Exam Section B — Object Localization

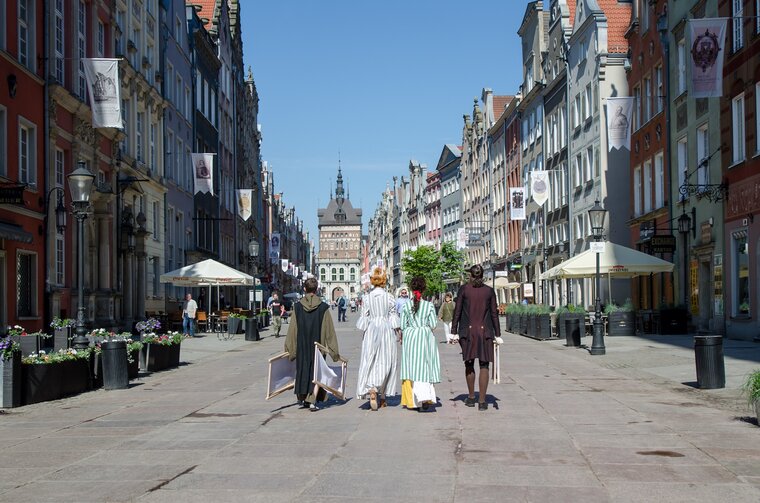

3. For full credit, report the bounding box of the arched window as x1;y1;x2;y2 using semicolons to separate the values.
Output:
320;268;326;280
331;268;337;281
339;268;345;281
350;267;356;281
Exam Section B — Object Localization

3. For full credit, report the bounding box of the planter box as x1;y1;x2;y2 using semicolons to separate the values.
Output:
142;343;181;372
54;328;72;351
607;311;635;337
22;359;90;405
11;336;39;357
660;308;688;335
128;349;140;379
0;352;22;408
527;315;538;338
228;317;242;335
519;314;527;335
536;314;552;340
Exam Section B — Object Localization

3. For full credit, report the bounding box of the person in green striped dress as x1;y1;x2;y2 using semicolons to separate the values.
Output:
400;276;441;410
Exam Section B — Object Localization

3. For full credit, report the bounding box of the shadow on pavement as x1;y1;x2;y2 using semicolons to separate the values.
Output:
450;393;500;410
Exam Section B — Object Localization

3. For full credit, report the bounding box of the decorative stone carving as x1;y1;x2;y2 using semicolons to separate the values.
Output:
75;119;97;147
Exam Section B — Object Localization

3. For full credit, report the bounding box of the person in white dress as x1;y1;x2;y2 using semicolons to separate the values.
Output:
355;267;400;410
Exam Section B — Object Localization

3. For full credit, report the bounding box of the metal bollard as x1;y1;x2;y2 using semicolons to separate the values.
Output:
565;318;581;347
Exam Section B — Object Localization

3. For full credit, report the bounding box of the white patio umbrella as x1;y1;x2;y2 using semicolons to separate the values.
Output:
160;259;254;314
539;241;674;280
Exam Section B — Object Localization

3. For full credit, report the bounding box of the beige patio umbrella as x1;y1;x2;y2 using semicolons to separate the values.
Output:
539;241;674;280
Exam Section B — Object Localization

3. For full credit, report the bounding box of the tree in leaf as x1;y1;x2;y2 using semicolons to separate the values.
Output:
400;242;465;297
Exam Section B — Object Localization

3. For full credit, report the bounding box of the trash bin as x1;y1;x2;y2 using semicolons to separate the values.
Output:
100;340;129;390
245;318;259;341
565;318;581;347
694;335;725;389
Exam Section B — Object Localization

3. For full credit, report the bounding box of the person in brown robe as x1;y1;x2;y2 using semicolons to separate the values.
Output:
285;277;340;411
451;265;503;410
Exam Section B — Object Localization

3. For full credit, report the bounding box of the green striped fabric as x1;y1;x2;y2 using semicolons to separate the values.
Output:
400;300;440;383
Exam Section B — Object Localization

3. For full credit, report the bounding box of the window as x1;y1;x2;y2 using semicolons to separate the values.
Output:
18;0;32;68
536;104;543;139
757;0;760;33
640;0;649;32
152;257;160;298
529;110;535;144
677;138;688;200
97;20;105;57
331;268;337;281
696;124;709;186
136;111;144;161
593;82;599;114
166;64;174;102
54;1;64;83
521;119;528;151
350;268;356;281
633;86;641;130
78;1;87;98
654;65;663;114
152;200;160;240
585;147;593;181
654;152;664;208
17;252;37;317
584;84;592;120
575;214;585;240
643;76;652;123
677;39;686;94
734;232;749;316
732;93;745;163
733;0;744;52
0;106;6;177
573;154;582;187
634;166;642;216
166;130;174;180
55;236;65;285
150;123;156;170
573;95;581;128
185;86;191;119
559;107;566;147
643;159;652;213
18;121;36;187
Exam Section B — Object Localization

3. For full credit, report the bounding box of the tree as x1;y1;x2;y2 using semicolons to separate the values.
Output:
400;242;465;297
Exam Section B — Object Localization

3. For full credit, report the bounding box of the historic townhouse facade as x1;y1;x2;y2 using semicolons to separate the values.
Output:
518;1;549;304
567;0;631;308
406;160;427;251
720;0;760;340
504;97;524;303
392;175;407;288
161;0;195;305
1;0;46;333
424;171;441;248
487;100;512;281
318;168;362;300
367;184;398;289
542;0;575;307
437;144;462;257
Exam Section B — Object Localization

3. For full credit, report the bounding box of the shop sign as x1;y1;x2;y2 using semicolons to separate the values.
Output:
523;283;534;297
650;235;676;253
701;222;713;245
0;186;25;205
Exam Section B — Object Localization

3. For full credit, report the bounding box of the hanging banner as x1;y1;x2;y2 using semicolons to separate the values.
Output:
269;232;280;263
510;187;526;221
236;189;252;221
82;58;122;129
606;97;634;151
192;153;214;195
689;18;727;98
281;259;289;273
456;228;468;250
531;171;550;206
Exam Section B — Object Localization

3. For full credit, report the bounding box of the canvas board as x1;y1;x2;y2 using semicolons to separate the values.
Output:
312;342;348;400
266;351;296;400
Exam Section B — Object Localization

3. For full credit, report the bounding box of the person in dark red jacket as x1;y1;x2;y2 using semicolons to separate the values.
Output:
451;265;503;410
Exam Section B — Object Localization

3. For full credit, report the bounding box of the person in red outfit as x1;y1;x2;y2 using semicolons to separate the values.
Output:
450;265;504;410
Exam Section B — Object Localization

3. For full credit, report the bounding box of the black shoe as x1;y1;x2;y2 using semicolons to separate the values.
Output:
464;397;476;407
478;402;488;411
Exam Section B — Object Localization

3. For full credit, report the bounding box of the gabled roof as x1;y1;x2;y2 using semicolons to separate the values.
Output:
599;0;631;53
191;0;218;30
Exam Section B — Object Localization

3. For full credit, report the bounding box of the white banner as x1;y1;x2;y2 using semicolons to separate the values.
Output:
531;171;550;206
281;259;289;273
82;58;121;129
192;153;214;195
236;189;252;221
270;232;281;261
689;18;727;98
510;187;526;221
456;228;468;250
606;97;634;151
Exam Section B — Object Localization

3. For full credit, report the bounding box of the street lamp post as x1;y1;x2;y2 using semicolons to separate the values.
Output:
490;250;498;291
677;209;692;309
67;162;95;350
588;200;607;356
248;239;260;311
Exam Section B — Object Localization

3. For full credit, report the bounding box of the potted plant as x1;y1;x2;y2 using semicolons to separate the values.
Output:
534;304;552;340
741;370;760;425
21;348;92;405
89;328;110;345
50;317;75;351
136;318;162;340
141;331;185;372
228;313;247;335
0;337;21;408
605;300;635;337
8;325;40;357
739;302;750;315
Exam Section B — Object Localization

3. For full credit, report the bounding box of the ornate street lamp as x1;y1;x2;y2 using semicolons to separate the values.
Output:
67;161;95;349
678;209;692;308
588;199;607;356
248;238;259;274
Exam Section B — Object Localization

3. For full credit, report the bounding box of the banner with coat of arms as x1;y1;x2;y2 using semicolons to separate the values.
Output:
281;259;289;273
191;153;214;195
236;189;252;221
530;171;550;206
689;18;727;98
82;58;122;128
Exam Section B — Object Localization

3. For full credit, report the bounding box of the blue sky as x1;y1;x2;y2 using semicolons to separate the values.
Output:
242;1;527;242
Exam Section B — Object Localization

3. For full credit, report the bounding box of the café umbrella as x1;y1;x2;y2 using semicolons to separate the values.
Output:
160;259;254;313
540;241;674;280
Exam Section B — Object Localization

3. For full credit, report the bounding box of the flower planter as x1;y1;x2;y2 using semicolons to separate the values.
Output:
54;328;72;351
11;335;39;357
142;343;181;372
22;359;90;405
536;313;552;340
228;317;242;335
0;353;22;408
519;314;527;335
607;311;635;337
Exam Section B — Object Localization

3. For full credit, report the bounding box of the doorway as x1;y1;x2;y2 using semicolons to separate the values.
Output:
699;259;712;331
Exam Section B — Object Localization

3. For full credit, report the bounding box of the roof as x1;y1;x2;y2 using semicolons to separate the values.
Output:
566;0;577;27
493;95;513;116
317;198;363;227
599;0;631;54
192;0;218;29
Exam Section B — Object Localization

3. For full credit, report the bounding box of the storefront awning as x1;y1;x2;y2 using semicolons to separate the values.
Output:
0;222;33;243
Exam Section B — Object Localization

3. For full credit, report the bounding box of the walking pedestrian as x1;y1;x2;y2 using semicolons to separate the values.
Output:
355;267;400;411
400;277;440;411
182;293;198;337
438;292;455;344
284;277;340;411
269;292;285;338
337;294;347;322
451;265;503;411
395;288;410;315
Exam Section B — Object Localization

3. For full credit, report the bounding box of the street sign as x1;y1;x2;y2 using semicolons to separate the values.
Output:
0;185;25;205
590;241;605;253
495;271;510;277
650;235;676;253
467;227;484;247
